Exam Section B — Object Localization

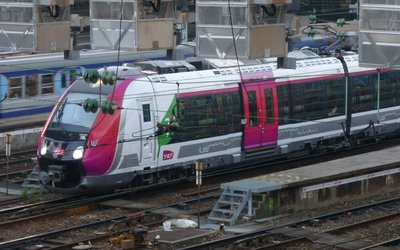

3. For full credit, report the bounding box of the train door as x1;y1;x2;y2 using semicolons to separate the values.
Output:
242;82;278;150
137;99;155;164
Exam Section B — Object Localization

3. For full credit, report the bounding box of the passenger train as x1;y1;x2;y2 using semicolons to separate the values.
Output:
0;49;167;129
37;51;400;193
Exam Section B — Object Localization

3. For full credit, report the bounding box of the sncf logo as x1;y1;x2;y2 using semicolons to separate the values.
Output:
163;150;174;160
53;147;65;156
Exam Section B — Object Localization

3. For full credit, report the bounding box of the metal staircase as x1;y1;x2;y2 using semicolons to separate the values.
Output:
208;187;252;226
22;167;46;193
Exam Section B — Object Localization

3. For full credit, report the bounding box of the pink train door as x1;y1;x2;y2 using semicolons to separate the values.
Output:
242;81;278;151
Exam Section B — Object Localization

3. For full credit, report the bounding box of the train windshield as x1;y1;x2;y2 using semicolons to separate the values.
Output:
48;93;99;133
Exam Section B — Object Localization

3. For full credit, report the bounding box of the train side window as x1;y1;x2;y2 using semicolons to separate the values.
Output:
264;88;274;124
291;84;306;123
380;71;400;108
213;92;241;135
26;75;38;97
176;99;186;125
248;91;259;127
325;78;344;117
352;74;374;112
193;95;214;137
142;104;151;122
221;92;241;133
388;71;400;107
277;85;290;125
215;94;226;130
41;74;54;95
61;69;78;88
378;72;392;108
170;98;186;142
304;81;324;120
8;77;23;99
61;72;67;88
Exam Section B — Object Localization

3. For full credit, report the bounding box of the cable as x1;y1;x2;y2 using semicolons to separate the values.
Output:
88;0;125;133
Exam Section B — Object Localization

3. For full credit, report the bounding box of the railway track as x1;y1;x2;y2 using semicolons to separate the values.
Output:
0;149;37;168
181;196;400;249
0;190;219;249
1;139;400;249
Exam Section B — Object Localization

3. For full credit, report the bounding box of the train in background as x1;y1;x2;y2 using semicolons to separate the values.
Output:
287;31;358;55
37;50;400;194
0;49;167;129
0;49;167;121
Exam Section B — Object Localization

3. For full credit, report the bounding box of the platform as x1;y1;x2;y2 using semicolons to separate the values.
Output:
209;145;400;225
223;145;400;192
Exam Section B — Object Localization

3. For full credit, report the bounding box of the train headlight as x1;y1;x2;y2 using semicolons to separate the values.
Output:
40;142;48;155
72;146;84;160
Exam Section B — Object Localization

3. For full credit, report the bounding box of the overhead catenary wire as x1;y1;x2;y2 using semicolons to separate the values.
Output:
88;0;125;132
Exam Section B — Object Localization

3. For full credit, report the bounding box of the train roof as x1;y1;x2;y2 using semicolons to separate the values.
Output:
146;52;368;86
0;49;166;74
121;52;373;98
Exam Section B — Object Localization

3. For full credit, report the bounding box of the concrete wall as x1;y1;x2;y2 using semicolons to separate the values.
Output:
251;172;400;219
0;130;41;153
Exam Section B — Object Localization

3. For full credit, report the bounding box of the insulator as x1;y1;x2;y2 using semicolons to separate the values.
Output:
83;98;99;113
83;98;91;112
308;27;316;37
101;71;116;85
89;99;99;113
101;100;117;114
309;15;317;24
83;69;100;84
337;18;345;27
100;71;110;85
336;32;345;40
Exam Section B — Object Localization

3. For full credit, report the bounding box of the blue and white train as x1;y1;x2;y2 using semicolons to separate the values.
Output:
0;49;166;129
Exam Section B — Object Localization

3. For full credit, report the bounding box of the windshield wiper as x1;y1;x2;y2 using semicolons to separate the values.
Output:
56;97;68;125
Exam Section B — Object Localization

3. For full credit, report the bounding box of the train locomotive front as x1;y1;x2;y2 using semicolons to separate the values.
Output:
37;66;143;193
